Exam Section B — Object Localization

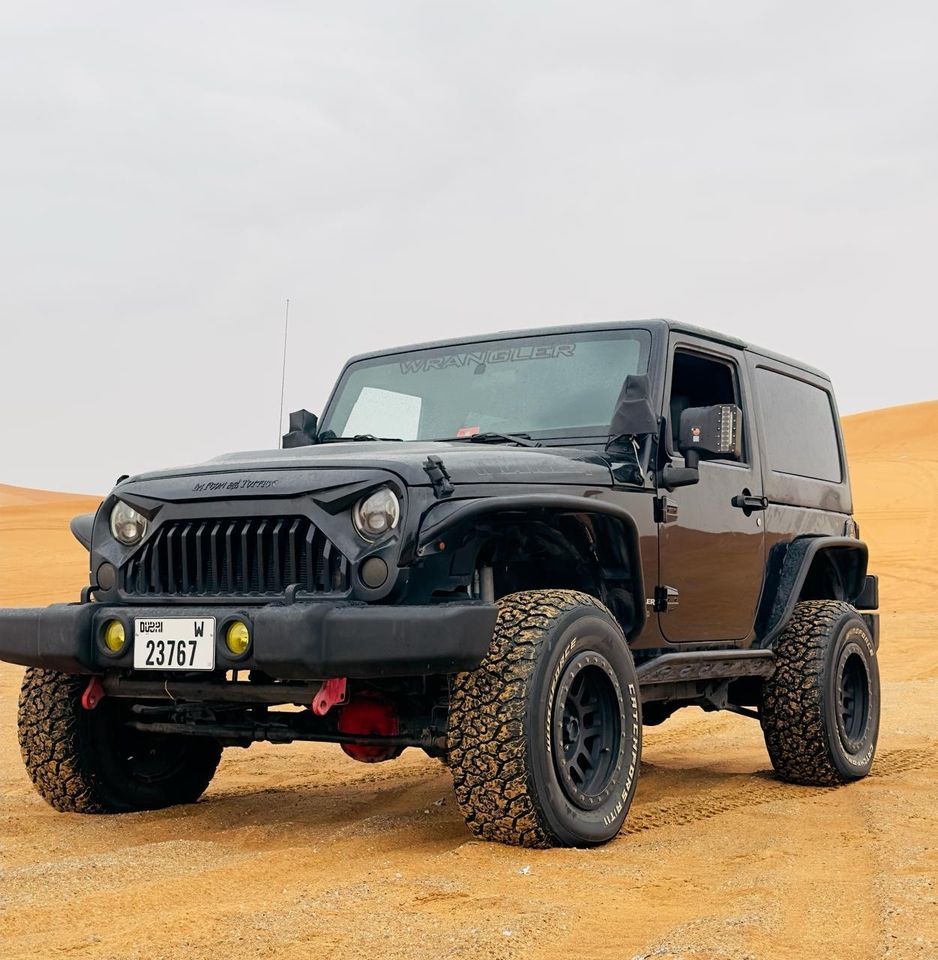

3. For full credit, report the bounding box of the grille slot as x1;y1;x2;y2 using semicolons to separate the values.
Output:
123;516;349;597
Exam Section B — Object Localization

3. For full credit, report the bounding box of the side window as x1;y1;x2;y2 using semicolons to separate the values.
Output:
756;368;842;482
669;351;744;460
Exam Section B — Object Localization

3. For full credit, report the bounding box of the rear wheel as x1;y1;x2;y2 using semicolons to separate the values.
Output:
761;600;880;785
448;590;641;847
18;668;222;813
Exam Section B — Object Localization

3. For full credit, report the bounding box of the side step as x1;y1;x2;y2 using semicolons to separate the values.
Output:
637;649;775;686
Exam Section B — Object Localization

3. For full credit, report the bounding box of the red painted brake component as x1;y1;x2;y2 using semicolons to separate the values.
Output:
81;677;105;711
311;677;347;716
338;693;401;763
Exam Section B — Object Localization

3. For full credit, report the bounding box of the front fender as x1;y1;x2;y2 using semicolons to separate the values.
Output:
69;513;95;551
414;493;647;636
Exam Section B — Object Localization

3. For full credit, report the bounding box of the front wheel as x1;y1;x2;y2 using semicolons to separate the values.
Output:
448;590;642;848
18;668;222;813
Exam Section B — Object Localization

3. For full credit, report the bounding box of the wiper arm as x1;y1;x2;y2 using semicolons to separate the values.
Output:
446;432;542;448
317;433;402;443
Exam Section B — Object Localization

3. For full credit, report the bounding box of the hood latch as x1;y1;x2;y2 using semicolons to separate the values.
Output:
423;455;454;498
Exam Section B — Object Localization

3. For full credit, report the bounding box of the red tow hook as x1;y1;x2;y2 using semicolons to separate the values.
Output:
311;677;347;716
81;677;105;711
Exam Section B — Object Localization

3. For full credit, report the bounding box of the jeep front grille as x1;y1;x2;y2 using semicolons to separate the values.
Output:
122;517;350;597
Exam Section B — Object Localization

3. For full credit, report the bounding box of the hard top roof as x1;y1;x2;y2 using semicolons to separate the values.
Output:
345;319;830;381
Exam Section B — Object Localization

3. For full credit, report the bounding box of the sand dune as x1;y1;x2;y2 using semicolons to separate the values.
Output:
843;399;938;612
0;483;96;509
0;486;100;608
0;406;936;960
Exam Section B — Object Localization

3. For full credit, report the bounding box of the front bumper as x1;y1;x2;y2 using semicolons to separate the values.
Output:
0;600;498;679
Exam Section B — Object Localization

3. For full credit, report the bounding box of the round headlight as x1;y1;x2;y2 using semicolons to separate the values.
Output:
110;501;148;545
352;487;400;541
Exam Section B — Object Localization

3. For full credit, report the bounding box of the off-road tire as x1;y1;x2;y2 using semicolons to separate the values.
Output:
18;668;223;813
448;590;641;848
761;600;880;785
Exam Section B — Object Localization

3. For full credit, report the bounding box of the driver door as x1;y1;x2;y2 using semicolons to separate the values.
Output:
657;341;765;643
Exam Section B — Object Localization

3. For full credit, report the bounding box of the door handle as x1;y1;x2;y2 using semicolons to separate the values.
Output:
732;490;768;512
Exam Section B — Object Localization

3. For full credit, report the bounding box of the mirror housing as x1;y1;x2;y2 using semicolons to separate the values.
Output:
662;404;742;489
282;409;318;448
677;404;742;467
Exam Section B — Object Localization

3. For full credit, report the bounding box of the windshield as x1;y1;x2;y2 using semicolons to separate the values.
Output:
321;329;652;441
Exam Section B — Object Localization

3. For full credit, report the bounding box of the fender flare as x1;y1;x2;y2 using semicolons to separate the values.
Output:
756;535;869;648
415;493;646;636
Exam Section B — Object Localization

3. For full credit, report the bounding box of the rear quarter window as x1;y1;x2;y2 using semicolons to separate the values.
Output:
756;368;842;483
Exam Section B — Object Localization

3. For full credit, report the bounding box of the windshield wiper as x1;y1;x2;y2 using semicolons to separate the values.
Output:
317;433;402;443
445;432;541;448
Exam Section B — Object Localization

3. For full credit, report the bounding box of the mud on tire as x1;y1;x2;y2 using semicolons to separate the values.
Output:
18;668;222;813
448;590;641;848
761;600;880;785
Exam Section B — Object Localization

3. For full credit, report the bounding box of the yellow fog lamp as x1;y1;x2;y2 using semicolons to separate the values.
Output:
225;620;251;657
102;619;126;654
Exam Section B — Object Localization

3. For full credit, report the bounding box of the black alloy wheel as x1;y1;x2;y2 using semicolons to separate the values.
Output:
553;654;622;810
449;590;642;847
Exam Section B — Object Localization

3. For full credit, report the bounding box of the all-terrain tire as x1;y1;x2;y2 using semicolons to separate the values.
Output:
761;600;880;785
18;668;223;813
448;590;641;848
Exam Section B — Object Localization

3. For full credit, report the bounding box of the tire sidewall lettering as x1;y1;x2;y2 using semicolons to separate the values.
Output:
528;607;641;845
823;617;880;776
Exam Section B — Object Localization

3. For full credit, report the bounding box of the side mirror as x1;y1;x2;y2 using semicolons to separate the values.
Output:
282;409;318;448
662;404;742;489
677;404;742;467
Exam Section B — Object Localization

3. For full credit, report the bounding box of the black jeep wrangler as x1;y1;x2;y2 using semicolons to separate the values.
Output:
0;320;880;847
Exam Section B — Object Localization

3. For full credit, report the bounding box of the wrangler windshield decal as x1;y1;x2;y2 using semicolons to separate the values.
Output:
399;343;575;373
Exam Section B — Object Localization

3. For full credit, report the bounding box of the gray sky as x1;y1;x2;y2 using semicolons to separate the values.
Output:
1;2;935;494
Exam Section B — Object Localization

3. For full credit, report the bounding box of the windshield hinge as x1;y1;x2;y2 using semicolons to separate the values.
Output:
646;585;679;613
654;496;679;524
423;455;454;499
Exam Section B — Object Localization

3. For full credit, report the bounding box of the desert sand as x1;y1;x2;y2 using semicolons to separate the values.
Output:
0;403;936;960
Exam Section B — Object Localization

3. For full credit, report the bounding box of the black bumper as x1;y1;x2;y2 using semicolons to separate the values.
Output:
0;601;498;679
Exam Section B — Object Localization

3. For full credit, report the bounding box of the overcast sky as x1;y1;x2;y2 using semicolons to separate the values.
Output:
1;2;935;494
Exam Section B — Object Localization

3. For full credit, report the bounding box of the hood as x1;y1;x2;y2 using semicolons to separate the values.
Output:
116;441;617;502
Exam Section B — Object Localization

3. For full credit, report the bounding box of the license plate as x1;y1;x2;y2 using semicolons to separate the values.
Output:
133;617;216;671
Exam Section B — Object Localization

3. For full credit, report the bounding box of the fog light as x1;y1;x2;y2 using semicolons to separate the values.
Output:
102;619;126;654
225;620;251;656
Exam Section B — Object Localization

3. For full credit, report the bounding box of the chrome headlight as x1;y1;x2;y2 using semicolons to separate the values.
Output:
352;487;400;541
109;501;148;545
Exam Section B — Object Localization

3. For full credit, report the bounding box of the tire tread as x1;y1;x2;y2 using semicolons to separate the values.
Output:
18;667;221;813
448;589;611;848
761;599;871;786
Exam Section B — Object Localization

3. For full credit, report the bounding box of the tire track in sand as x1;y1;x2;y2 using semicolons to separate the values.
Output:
622;745;934;836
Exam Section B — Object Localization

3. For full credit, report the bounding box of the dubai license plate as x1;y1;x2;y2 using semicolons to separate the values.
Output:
133;617;216;671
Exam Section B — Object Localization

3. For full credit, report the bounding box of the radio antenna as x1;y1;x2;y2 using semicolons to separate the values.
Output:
277;297;290;444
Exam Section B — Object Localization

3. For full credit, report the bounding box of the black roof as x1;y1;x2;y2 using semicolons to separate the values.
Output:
345;319;829;380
